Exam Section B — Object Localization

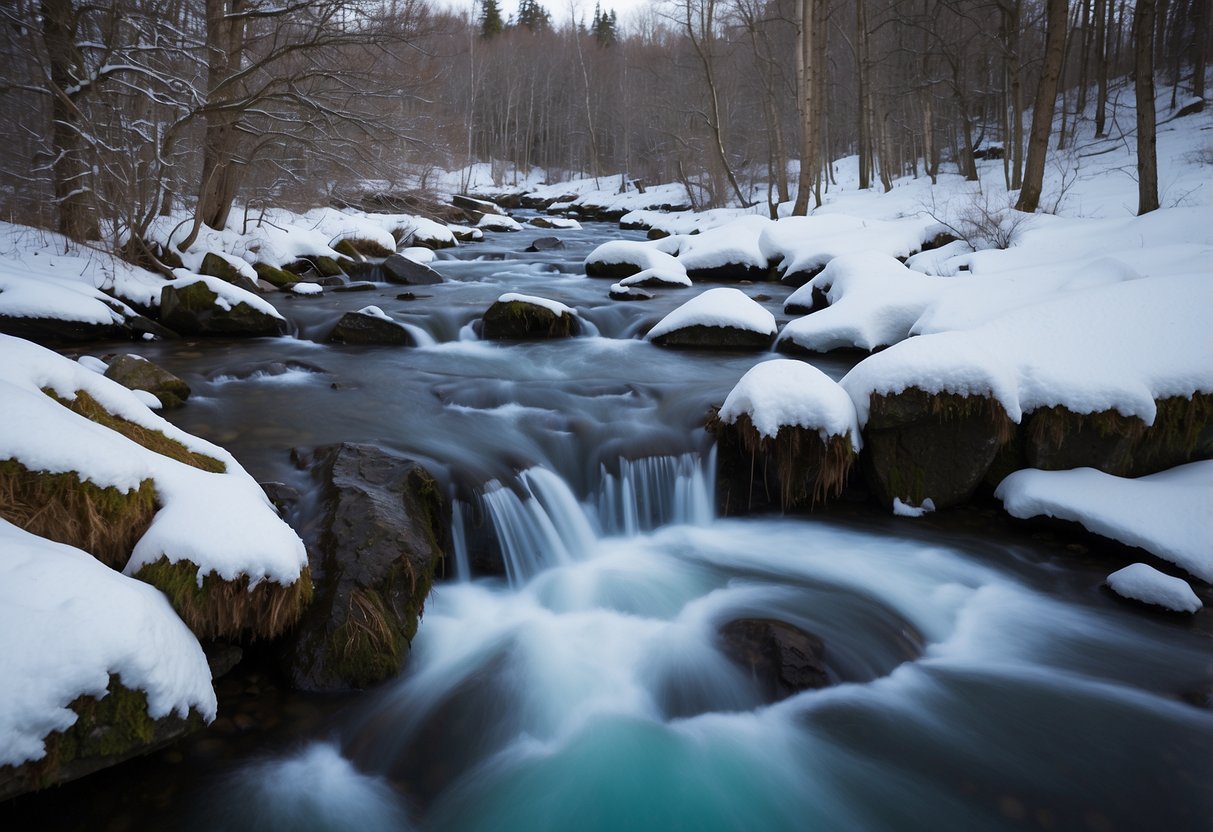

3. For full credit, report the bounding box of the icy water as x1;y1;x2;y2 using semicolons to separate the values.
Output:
18;220;1213;831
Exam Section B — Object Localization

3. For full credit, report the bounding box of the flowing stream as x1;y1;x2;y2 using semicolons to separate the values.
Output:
39;220;1213;830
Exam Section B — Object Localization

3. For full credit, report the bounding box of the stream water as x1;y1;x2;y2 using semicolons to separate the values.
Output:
18;219;1213;830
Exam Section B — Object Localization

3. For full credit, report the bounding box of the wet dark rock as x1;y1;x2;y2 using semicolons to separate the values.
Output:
609;286;654;301
327;309;414;346
649;324;774;351
585;259;642;279
159;282;286;337
718;618;829;702
528;216;568;229
103;354;191;408
525;236;565;253
481;298;579;340
382;254;442;285
783;285;830;316
0;314;130;345
260;481;301;516
332;281;377;293
683;264;771;283
453;194;506;218
284;443;448;692
861;388;1013;509
203;643;243;678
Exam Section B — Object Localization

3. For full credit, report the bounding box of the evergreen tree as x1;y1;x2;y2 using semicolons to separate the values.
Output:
480;0;504;39
517;0;551;32
592;4;617;47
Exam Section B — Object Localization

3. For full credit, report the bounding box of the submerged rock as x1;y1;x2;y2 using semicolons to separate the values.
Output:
718;618;829;703
103;354;191;409
525;236;565;253
382;253;442;285
285;443;447;692
327;307;414;346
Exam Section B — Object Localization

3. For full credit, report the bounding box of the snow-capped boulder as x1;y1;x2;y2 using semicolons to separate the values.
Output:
615;267;692;289
646;288;777;351
675;215;772;282
777;254;953;354
103;354;191;409
382;253;442;285
529;216;581;230
995;461;1213;583
710;359;861;512
284;444;447;692
608;285;654;301
159;275;287;337
481;293;580;340
0;520;217;800
584;240;686;280
1105;563;1202;613
0;334;312;641
327;306;415;346
0;271;162;344
478;214;523;232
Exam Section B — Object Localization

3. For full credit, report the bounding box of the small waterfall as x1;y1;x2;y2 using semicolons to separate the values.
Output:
595;449;715;536
400;321;437;347
458;450;715;584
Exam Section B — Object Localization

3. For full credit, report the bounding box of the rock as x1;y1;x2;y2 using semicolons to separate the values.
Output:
0;314;131;344
609;285;654;301
332;281;378;293
331;239;368;261
718;619;829;703
103;354;191;408
252;262;298;288
284;443;447;692
199;252;245;284
313;256;348;278
860;388;1014;509
158;282;287;337
0;675;204;803
453;193;506;216
525;236;565;253
260;481;301;516
382;254;442;285
481;296;580;340
327;308;414;346
650;324;774;350
1177;98;1205;117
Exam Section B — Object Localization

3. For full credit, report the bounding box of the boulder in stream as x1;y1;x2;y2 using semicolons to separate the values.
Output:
103;354;191;409
718;618;830;702
284;443;448;692
382;253;442;285
481;293;580;340
327;306;414;346
647;288;776;351
525;236;565;253
158;280;287;337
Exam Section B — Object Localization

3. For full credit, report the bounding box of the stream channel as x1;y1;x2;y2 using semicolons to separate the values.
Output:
7;218;1213;831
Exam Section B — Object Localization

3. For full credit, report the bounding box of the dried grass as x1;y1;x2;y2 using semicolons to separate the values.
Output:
0;459;155;569
132;557;313;641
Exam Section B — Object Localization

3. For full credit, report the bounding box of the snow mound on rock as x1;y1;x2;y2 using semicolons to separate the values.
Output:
647;288;777;341
1106;563;1202;613
718;359;862;446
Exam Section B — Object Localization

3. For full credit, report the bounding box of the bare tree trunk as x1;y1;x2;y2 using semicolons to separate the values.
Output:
1095;0;1109;134
1016;0;1068;212
1194;0;1209;101
856;0;872;190
40;0;99;241
793;0;816;215
1134;0;1160;214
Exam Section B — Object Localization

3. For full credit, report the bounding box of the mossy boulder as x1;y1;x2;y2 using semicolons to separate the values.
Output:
103;354;191;408
481;299;579;340
339;237;396;258
708;411;856;515
327;309;414;346
860;388;1014;509
585;260;642;279
284;443;448;692
332;239;367;261
0;675;205;802
382;253;442;285
718;619;830;703
199;252;244;283
252;262;298;288
159;281;286;337
649;324;775;351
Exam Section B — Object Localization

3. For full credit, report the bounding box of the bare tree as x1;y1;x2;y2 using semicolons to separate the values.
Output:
1134;0;1159;214
1016;0;1068;213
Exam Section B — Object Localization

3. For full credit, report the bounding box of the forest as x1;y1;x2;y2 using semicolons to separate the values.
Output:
2;0;1208;253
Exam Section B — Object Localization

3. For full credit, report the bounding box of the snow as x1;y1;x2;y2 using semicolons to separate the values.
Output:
400;246;436;264
841;272;1213;427
892;497;936;517
497;292;575;317
779;254;953;352
615;267;692;288
1105;563;1202;613
0;334;308;586
0;519;216;768
530;217;582;229
717;359;862;447
584;240;688;281
166;272;284;322
647;288;777;341
291;282;324;295
995;461;1213;583
77;355;108;374
673;215;771;273
355;305;394;321
478;214;523;231
759;214;947;280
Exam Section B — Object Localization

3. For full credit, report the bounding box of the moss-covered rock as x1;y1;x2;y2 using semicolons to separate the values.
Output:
284;443;448;692
159;281;286;337
252;262;298;288
103;354;191;408
339;237;395;258
327;310;414;346
861;388;1014;509
0;675;206;802
198;253;252;288
132;557;313;641
649;324;774;351
481;299;579;340
708;411;856;515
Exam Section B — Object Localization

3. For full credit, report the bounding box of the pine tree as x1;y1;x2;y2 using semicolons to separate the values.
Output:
517;0;551;32
480;0;504;38
593;4;617;47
